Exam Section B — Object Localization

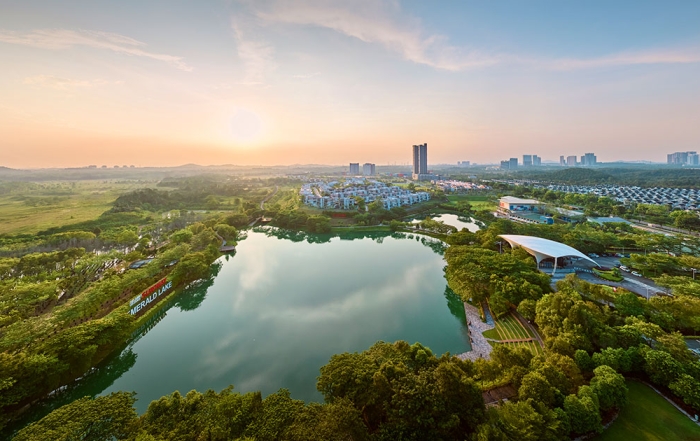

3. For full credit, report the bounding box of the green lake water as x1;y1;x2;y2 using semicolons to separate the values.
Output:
14;229;471;429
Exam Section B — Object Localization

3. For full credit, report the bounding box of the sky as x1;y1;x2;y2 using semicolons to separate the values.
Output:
1;0;700;168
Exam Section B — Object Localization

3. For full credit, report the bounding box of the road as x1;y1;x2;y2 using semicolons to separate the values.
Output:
573;255;669;298
260;186;279;210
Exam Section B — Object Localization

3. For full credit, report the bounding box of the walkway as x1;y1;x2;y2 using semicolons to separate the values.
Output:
456;302;494;362
260;185;279;210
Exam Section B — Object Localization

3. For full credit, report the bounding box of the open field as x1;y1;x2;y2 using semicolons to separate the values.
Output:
446;194;498;211
0;181;155;235
486;313;543;355
595;380;700;441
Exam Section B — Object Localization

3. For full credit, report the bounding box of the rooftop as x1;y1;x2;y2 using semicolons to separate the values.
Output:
499;196;541;205
499;234;598;266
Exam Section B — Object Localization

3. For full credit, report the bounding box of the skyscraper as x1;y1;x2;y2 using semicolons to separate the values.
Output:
566;156;577;166
349;163;360;175
523;155;532;167
668;151;697;164
560;156;566;166
533;155;541;166
412;143;428;180
581;153;597;166
509;158;518;169
362;163;376;176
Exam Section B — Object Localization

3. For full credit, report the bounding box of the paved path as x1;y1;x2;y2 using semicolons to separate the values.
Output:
260;185;279;210
456;302;494;362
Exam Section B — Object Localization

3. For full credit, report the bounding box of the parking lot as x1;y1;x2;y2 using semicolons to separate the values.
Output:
580;255;668;298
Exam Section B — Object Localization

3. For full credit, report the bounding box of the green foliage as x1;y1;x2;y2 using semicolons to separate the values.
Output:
13;392;137;441
475;400;567;441
170;252;211;287
669;374;700;410
444;246;550;307
642;349;683;387
564;386;602;436
589;365;627;411
317;341;485;439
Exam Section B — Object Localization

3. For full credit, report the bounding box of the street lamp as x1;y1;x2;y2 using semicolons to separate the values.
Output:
496;241;503;254
692;268;697;280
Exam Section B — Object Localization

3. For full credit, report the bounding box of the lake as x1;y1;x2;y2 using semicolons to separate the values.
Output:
411;213;481;232
15;229;472;429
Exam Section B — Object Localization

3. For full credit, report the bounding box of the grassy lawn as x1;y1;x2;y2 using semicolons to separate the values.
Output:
596;381;700;441
0;181;152;235
446;194;497;211
485;313;543;355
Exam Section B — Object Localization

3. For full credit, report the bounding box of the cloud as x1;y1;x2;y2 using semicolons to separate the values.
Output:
251;0;504;71
545;48;700;70
231;21;276;85
292;71;321;79
0;29;192;71
248;0;700;72
22;74;116;90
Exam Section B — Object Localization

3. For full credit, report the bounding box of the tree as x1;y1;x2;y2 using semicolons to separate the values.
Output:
518;371;556;407
673;211;700;231
563;386;602;436
13;392;137;441
317;341;485;438
517;299;537;321
170;228;193;244
589;365;627;411
669;374;700;410
475;400;566;441
170;253;210;287
205;195;220;210
116;229;139;245
643;349;683;387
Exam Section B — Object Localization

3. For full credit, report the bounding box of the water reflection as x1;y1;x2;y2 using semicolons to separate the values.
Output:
11;230;470;432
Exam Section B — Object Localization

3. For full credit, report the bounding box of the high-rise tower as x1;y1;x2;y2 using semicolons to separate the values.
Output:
412;143;428;180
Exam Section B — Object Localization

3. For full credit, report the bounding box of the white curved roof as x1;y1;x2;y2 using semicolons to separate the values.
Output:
499;234;598;266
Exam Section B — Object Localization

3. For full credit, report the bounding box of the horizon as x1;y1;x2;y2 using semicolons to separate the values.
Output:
2;1;700;167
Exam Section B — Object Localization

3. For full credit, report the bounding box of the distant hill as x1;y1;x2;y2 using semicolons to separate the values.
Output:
532;168;614;185
517;166;700;188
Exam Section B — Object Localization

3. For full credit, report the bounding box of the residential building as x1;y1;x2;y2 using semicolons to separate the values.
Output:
560;156;566;166
412;143;429;180
500;160;511;170
566;156;577;166
533;155;541;166
668;151;697;165
581;153;597;166
523;155;532;167
362;163;376;176
688;153;700;166
349;163;360;175
509;158;518;169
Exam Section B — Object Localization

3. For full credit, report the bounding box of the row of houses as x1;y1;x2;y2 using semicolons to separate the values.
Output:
300;179;430;210
434;180;490;192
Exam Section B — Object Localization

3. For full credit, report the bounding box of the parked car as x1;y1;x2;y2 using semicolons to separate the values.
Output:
621;267;630;272
631;271;642;277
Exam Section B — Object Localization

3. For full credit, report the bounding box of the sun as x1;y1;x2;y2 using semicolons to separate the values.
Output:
229;108;263;142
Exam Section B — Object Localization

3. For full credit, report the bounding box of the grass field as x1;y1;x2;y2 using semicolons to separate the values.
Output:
0;181;154;235
486;313;543;355
446;194;498;211
596;381;700;441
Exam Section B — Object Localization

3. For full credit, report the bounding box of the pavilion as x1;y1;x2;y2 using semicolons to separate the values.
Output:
498;234;599;275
